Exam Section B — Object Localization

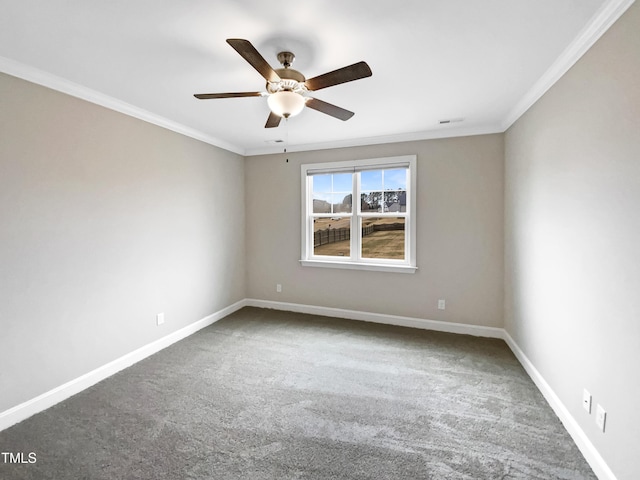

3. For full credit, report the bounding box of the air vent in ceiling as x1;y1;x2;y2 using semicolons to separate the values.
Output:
439;118;465;125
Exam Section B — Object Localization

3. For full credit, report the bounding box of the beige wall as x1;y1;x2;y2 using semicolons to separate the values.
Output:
504;3;640;479
6;4;636;473
246;135;504;327
0;73;246;412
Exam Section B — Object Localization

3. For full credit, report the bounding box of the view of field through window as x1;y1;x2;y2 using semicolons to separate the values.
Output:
312;169;407;259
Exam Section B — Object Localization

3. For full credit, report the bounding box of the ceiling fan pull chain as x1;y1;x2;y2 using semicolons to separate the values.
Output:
284;117;289;154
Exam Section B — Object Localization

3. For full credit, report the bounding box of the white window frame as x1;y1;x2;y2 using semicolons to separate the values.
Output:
300;155;417;273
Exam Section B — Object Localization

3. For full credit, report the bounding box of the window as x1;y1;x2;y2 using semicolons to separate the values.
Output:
300;155;417;273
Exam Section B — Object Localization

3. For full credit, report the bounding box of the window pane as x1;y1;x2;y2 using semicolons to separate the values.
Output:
361;217;405;259
332;173;352;192
383;169;407;191
313;173;352;213
361;170;382;191
384;190;407;212
312;194;332;213
312;174;332;193
361;191;382;212
313;217;351;257
332;193;352;213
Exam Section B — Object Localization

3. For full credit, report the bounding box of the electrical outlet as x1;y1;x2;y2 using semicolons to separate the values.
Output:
276;284;282;293
156;313;165;326
438;299;446;310
596;404;607;432
583;389;592;414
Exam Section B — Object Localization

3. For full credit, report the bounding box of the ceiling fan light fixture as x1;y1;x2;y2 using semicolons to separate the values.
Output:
267;91;305;118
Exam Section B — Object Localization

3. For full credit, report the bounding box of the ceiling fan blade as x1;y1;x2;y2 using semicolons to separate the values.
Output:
194;92;263;99
305;61;372;91
226;38;281;83
306;98;355;121
265;112;282;128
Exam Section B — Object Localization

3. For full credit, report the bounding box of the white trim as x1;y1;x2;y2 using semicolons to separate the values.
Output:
0;299;247;432
301;155;417;271
2;1;632;158
246;124;503;156
299;259;417;273
501;0;636;131
0;55;500;157
247;298;618;479
245;299;503;338
0;56;244;156
0;297;619;480
502;331;618;480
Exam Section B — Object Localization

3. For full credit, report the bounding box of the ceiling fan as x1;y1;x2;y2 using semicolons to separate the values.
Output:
194;39;372;128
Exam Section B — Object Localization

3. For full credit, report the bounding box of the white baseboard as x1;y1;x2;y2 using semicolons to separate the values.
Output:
248;299;616;480
245;298;504;338
502;331;617;480
0;299;247;432
0;298;616;480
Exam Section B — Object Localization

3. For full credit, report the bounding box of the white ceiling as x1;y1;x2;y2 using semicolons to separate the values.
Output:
0;0;632;156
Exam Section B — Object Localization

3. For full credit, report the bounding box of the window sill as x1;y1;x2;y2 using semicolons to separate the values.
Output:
300;259;417;274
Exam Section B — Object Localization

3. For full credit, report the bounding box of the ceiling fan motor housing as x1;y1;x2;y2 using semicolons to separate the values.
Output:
266;51;307;94
267;52;308;118
277;51;295;68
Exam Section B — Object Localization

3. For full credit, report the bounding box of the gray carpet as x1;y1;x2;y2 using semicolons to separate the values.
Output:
0;307;595;479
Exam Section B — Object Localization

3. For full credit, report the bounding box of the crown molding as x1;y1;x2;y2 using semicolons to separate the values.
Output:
501;0;636;131
245;123;504;156
2;54;499;158
3;0;633;157
0;56;245;156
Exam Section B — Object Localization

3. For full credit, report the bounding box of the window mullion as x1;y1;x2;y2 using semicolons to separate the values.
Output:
307;176;314;257
353;171;360;262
